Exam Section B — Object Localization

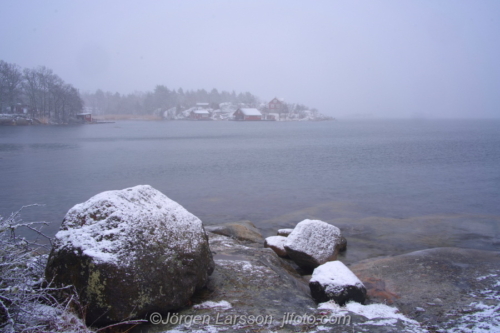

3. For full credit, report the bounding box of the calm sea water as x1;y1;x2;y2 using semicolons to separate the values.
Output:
1;119;499;263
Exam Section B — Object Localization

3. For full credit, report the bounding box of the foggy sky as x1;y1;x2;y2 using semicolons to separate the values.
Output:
1;0;500;118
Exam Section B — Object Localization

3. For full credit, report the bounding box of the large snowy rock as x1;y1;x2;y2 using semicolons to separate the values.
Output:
309;261;366;305
284;219;344;270
45;185;214;326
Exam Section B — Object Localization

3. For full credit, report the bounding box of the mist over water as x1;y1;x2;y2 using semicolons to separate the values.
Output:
1;119;499;262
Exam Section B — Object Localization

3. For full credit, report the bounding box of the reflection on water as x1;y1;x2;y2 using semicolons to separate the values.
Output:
1;120;499;262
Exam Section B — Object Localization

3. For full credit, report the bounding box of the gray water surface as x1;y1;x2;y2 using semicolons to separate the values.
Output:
1;119;499;263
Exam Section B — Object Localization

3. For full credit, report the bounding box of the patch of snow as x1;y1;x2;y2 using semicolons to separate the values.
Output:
476;273;497;281
441;272;500;333
317;301;347;313
193;300;232;310
345;302;418;323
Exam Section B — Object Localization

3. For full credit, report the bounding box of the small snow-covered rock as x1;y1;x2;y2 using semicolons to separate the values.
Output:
309;261;366;305
277;228;294;237
264;236;288;257
284;219;344;270
45;185;214;326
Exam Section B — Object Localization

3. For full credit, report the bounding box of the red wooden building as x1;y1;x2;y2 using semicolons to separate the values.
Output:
76;113;93;123
268;98;284;112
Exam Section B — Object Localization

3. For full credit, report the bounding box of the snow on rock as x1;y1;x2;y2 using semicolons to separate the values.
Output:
264;235;288;257
284;219;344;270
193;300;232;310
277;228;294;236
309;261;367;305
317;301;425;332
45;185;214;326
344;302;417;323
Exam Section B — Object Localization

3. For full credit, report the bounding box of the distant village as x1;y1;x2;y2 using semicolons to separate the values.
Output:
1;60;332;125
156;98;332;122
0;97;332;126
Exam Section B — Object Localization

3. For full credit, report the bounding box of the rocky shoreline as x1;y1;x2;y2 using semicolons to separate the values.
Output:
43;186;500;333
140;222;500;333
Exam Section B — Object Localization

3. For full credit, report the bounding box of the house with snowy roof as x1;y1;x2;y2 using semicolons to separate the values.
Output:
190;109;210;120
233;108;262;121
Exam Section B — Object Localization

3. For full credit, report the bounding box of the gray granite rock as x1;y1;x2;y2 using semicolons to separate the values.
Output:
284;219;344;271
350;247;500;332
309;261;367;305
45;185;214;326
205;220;264;244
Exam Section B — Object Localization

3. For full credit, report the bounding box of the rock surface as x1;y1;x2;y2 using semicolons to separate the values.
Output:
140;223;425;333
264;235;288;257
205;220;264;244
284;219;344;271
350;247;500;332
45;185;214;326
309;261;367;305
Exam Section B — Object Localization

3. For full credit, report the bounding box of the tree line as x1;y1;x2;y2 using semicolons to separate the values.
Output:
0;60;83;123
81;85;260;116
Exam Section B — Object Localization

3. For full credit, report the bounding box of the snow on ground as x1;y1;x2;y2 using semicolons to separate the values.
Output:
316;301;426;333
441;272;500;333
193;300;232;310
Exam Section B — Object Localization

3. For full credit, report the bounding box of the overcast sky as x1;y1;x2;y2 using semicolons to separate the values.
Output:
1;0;499;118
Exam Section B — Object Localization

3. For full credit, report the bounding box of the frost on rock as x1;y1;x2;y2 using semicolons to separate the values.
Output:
277;228;294;237
264;235;288;257
310;261;366;305
45;185;214;326
193;300;232;310
317;301;425;332
52;184;206;265
284;219;343;270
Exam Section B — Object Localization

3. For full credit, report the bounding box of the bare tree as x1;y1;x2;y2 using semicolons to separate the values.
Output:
23;66;83;123
0;60;23;113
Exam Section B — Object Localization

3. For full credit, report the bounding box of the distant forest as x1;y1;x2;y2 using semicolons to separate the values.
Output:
81;86;260;115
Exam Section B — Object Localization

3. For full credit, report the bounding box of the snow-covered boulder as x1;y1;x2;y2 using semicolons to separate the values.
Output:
45;185;214;326
309;261;366;305
264;236;288;257
284;219;344;270
277;228;294;237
